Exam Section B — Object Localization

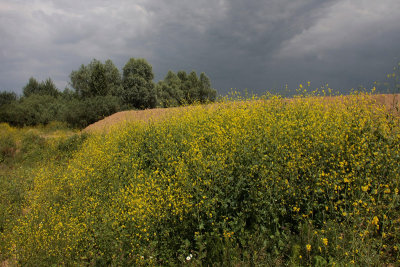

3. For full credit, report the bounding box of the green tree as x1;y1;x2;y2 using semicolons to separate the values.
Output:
60;88;78;101
156;70;185;107
104;59;123;96
62;96;120;128
70;59;121;98
185;71;200;103
199;72;216;103
0;91;17;107
22;77;40;97
1;95;62;126
157;70;217;106
177;70;189;102
23;77;59;97
121;58;156;109
40;78;60;97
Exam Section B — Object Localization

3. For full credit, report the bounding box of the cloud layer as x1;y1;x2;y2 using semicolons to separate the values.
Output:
1;0;400;95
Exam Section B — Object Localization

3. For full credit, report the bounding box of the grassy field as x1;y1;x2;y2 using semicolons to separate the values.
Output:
1;92;400;266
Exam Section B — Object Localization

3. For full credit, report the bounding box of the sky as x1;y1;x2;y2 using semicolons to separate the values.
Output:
1;0;400;96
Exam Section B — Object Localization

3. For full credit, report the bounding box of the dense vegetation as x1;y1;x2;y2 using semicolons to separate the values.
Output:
0;122;88;262
1;91;399;266
0;58;216;128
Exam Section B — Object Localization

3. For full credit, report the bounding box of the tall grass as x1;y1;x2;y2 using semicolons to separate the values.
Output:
2;92;400;265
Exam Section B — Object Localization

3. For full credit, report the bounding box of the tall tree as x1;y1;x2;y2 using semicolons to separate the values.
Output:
104;59;123;96
40;78;60;97
199;72;216;103
157;70;217;106
0;91;17;107
23;77;59;97
156;70;184;107
122;58;156;109
186;71;200;103
23;77;41;97
70;59;121;98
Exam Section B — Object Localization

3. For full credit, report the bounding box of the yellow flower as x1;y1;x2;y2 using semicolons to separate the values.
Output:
322;238;328;246
361;185;369;192
306;244;311;252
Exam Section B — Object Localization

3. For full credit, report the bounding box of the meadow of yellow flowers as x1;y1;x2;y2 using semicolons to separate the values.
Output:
1;92;400;265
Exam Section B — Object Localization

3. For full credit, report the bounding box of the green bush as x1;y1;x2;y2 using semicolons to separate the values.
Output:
63;96;120;128
0;95;63;127
0;91;17;107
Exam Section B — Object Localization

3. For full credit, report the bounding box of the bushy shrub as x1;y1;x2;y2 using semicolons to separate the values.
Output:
0;91;17;107
7;93;400;265
0;95;63;127
63;96;120;128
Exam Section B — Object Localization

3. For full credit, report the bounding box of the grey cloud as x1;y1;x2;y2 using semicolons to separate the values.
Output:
0;0;399;95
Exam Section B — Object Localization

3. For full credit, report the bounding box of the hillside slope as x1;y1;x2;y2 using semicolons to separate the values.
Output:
84;93;400;133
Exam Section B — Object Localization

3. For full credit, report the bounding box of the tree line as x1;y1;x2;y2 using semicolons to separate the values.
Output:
0;58;216;128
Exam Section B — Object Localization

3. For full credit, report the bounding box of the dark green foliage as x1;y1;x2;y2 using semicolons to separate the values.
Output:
156;71;185;107
199;72;216;103
22;77;40;97
121;58;157;109
70;59;121;98
0;57;218;128
40;78;60;97
0;91;17;107
185;71;200;102
0;78;62;126
63;96;120;128
157;70;216;107
23;77;59;98
1;95;62;127
0;59;124;128
60;87;78;101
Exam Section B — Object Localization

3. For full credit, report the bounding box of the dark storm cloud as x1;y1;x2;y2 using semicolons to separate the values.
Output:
1;0;400;95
